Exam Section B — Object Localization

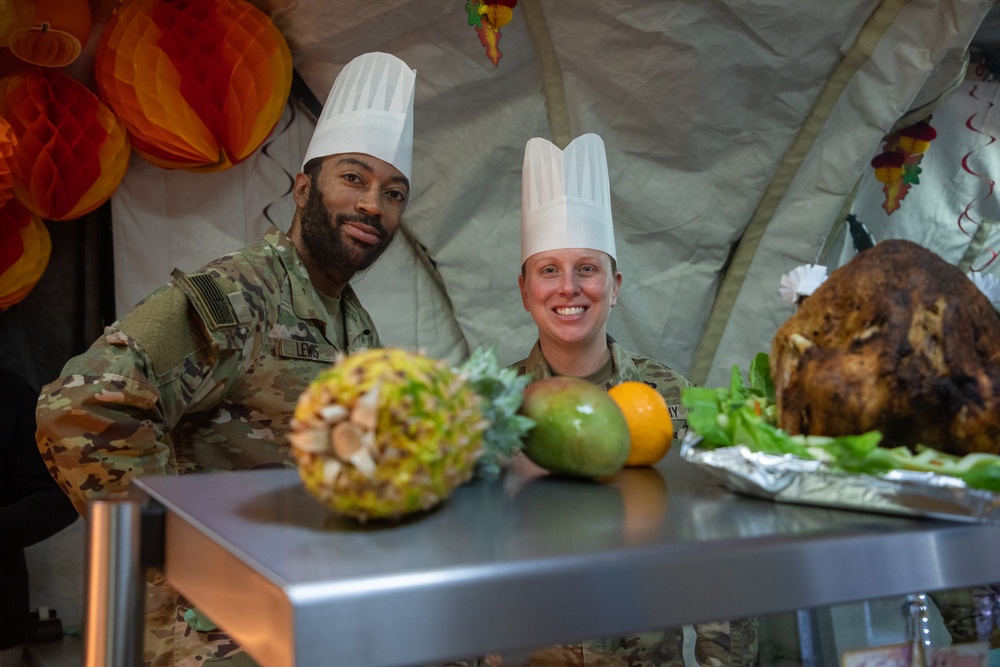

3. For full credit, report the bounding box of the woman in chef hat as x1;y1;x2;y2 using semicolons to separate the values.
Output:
513;133;690;442
510;133;758;667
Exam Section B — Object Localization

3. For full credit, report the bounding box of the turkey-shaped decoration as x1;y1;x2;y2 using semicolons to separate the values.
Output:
466;0;518;66
869;117;938;215
0;68;130;221
94;0;293;172
0;199;51;312
6;0;92;68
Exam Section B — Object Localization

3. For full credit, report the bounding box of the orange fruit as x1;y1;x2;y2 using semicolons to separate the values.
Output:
607;381;673;467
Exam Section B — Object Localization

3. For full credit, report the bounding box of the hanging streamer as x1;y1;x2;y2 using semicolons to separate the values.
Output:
958;83;999;271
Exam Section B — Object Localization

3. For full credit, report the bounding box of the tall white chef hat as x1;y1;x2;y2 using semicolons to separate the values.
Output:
521;133;616;265
301;52;416;181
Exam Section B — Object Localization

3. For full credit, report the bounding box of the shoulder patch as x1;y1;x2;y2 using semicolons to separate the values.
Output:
175;271;238;330
118;286;208;375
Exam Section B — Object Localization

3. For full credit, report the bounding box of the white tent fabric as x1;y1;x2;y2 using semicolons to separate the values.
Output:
111;0;996;384
826;75;1000;271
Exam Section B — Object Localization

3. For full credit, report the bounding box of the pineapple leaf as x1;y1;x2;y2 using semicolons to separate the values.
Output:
457;347;535;475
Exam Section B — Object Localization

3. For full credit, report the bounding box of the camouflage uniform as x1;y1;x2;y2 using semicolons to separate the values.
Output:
508;337;759;667
36;226;379;667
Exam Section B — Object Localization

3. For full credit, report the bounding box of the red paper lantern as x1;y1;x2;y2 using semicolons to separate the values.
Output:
94;0;293;173
0;116;18;206
870;151;906;185
0;198;51;312
0;68;130;221
896;120;938;155
481;0;518;30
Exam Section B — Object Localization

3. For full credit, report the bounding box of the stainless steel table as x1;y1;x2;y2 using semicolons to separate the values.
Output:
121;448;1000;667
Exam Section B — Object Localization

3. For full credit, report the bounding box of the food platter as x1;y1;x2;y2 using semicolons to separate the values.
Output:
680;434;1000;524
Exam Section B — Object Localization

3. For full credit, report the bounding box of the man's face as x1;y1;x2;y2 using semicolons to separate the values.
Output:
518;248;621;349
298;154;408;283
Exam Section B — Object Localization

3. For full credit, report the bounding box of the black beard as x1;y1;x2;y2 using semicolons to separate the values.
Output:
299;184;396;286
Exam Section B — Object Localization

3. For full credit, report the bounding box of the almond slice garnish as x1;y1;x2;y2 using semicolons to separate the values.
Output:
289;428;327;453
331;421;365;461
349;448;377;479
351;383;380;431
319;404;349;423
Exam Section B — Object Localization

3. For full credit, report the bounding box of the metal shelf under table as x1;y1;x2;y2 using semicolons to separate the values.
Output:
123;448;1000;666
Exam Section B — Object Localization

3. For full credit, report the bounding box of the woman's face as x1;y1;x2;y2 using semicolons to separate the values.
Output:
519;248;622;349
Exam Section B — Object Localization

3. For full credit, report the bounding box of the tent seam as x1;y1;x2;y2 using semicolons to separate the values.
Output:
522;0;571;148
689;0;911;385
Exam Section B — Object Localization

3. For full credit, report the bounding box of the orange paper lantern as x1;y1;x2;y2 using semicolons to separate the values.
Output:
94;0;293;173
0;116;18;206
0;68;130;221
7;0;93;68
0;198;51;312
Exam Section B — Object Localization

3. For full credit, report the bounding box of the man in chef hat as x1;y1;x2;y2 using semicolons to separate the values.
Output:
510;133;758;667
35;51;418;667
294;50;416;296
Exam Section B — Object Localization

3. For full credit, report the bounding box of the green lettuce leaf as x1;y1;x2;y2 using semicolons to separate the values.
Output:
682;355;1000;492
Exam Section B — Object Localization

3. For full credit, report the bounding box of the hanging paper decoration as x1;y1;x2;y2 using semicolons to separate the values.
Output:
0;68;131;221
0;198;51;312
0;116;18;206
466;0;518;66
7;0;93;68
870;151;905;184
869;117;938;215
94;0;293;173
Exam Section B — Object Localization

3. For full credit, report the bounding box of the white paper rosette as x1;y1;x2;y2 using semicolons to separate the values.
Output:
779;264;828;306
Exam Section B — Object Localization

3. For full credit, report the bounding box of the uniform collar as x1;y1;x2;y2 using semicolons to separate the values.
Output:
263;226;370;341
524;334;627;382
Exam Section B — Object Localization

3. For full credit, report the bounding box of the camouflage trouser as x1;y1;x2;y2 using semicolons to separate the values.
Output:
929;585;1000;650
145;565;759;667
144;572;259;667
431;617;759;667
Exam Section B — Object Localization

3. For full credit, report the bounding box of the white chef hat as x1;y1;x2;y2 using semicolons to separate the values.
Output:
521;133;616;265
301;52;416;181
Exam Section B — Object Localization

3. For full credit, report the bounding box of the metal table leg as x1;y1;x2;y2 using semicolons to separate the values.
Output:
83;498;144;667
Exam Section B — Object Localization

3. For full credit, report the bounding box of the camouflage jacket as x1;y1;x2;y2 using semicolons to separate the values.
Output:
512;336;691;445
36;226;379;666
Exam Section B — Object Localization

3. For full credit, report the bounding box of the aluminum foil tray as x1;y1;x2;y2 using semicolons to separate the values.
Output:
679;435;1000;524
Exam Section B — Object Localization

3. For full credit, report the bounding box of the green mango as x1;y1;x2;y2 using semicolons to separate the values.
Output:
519;376;630;478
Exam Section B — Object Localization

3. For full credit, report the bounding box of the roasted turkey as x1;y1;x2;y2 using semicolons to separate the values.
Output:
770;239;1000;456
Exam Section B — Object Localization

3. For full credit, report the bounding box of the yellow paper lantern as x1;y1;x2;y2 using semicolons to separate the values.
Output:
94;0;293;173
0;116;18;206
0;198;51;312
0;68;130;221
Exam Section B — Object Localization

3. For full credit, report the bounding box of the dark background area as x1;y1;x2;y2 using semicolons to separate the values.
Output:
1;205;114;393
